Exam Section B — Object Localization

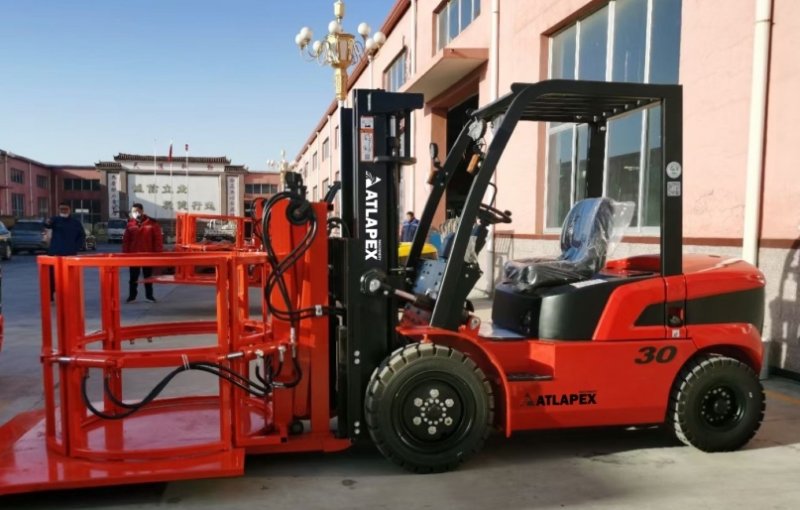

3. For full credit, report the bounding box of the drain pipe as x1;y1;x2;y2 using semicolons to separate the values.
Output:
742;0;773;265
485;0;501;295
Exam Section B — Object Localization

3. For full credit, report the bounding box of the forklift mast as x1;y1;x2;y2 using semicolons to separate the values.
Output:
331;89;423;439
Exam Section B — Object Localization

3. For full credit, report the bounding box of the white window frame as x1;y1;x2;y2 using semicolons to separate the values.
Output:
436;0;481;50
544;0;668;236
384;49;408;92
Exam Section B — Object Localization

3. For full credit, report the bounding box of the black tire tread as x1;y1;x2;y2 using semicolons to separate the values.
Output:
668;353;765;451
365;342;494;473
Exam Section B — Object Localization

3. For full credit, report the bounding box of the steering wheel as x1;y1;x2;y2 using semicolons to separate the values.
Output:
477;203;512;225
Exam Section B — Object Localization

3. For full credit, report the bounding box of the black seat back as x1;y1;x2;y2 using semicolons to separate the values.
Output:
559;197;615;273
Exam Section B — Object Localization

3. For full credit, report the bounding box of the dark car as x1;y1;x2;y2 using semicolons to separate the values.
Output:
0;221;11;260
10;219;50;254
81;225;97;251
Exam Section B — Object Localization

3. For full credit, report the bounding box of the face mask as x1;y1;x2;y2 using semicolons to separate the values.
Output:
59;213;69;218
131;211;141;219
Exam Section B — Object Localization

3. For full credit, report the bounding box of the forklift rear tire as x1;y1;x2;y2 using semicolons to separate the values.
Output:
365;343;494;473
668;354;765;452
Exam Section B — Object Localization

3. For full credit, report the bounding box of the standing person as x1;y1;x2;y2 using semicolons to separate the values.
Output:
45;202;86;302
400;211;420;242
122;203;163;303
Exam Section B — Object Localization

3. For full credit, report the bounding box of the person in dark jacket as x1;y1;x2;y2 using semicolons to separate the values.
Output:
400;211;420;242
45;202;86;301
122;203;163;303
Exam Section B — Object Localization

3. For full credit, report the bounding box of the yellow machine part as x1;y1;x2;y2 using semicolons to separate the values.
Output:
398;242;438;261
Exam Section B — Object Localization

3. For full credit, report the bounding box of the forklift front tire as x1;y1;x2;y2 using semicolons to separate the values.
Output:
668;354;765;452
365;343;494;473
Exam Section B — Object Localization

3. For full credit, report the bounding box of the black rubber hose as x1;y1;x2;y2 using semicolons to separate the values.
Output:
86;362;271;420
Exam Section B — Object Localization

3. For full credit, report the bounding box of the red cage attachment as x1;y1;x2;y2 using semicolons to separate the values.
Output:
0;203;348;496
158;212;263;287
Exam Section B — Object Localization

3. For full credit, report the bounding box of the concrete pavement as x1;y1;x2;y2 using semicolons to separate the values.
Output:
1;248;799;509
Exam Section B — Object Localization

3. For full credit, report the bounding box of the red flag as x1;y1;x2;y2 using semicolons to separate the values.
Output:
168;141;173;162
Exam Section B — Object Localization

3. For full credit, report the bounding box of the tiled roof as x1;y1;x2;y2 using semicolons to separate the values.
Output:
95;161;123;169
114;153;231;164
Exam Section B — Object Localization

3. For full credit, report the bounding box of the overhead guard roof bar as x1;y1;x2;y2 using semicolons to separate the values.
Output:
474;79;674;123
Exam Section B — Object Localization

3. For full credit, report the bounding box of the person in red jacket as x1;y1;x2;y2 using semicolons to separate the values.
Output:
122;203;163;303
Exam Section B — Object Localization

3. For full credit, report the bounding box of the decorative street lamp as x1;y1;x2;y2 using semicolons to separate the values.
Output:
295;1;385;103
267;149;296;191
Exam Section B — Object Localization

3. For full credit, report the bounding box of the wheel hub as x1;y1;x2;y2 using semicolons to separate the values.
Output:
700;386;740;427
403;385;462;442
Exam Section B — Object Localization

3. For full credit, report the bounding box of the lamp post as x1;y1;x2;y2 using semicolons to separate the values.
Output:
295;1;385;104
267;150;295;191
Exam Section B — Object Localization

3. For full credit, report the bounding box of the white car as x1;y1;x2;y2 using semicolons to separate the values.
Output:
107;219;127;243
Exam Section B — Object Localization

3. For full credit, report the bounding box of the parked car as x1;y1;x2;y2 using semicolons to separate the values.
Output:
0;221;11;260
81;224;97;251
203;219;237;242
107;218;127;243
10;219;50;254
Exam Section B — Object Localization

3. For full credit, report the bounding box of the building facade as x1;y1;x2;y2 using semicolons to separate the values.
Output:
95;153;250;223
293;0;800;376
1;148;275;229
52;166;104;225
243;172;281;218
0;150;53;219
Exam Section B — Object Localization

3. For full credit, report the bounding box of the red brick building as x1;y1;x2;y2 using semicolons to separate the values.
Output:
52;166;104;225
0;150;53;219
243;172;280;217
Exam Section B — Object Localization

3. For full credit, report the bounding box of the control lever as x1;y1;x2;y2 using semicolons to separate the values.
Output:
466;144;483;175
361;269;435;309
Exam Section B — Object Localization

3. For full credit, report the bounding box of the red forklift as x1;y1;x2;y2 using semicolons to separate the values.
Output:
0;80;765;494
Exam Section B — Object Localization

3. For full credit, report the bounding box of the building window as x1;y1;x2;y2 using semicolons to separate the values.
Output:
245;183;279;195
437;0;480;50
64;178;101;191
66;199;101;225
322;138;330;161
312;151;318;171
384;49;407;92
322;178;329;200
334;126;339;149
11;169;24;184
545;0;681;230
37;197;49;217
11;194;24;217
312;185;318;202
36;175;49;189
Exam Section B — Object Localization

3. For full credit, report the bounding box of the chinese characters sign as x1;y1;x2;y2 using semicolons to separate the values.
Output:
108;173;120;217
127;174;220;219
226;176;240;216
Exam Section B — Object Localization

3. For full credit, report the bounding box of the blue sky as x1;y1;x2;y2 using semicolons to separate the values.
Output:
0;0;391;169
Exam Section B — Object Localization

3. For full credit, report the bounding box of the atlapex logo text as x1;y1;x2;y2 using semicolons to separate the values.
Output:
364;172;382;261
523;391;597;407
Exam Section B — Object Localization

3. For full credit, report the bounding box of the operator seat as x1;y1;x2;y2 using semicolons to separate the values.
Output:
503;197;629;293
491;197;634;338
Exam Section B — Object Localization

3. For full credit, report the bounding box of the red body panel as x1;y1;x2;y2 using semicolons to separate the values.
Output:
402;253;765;436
